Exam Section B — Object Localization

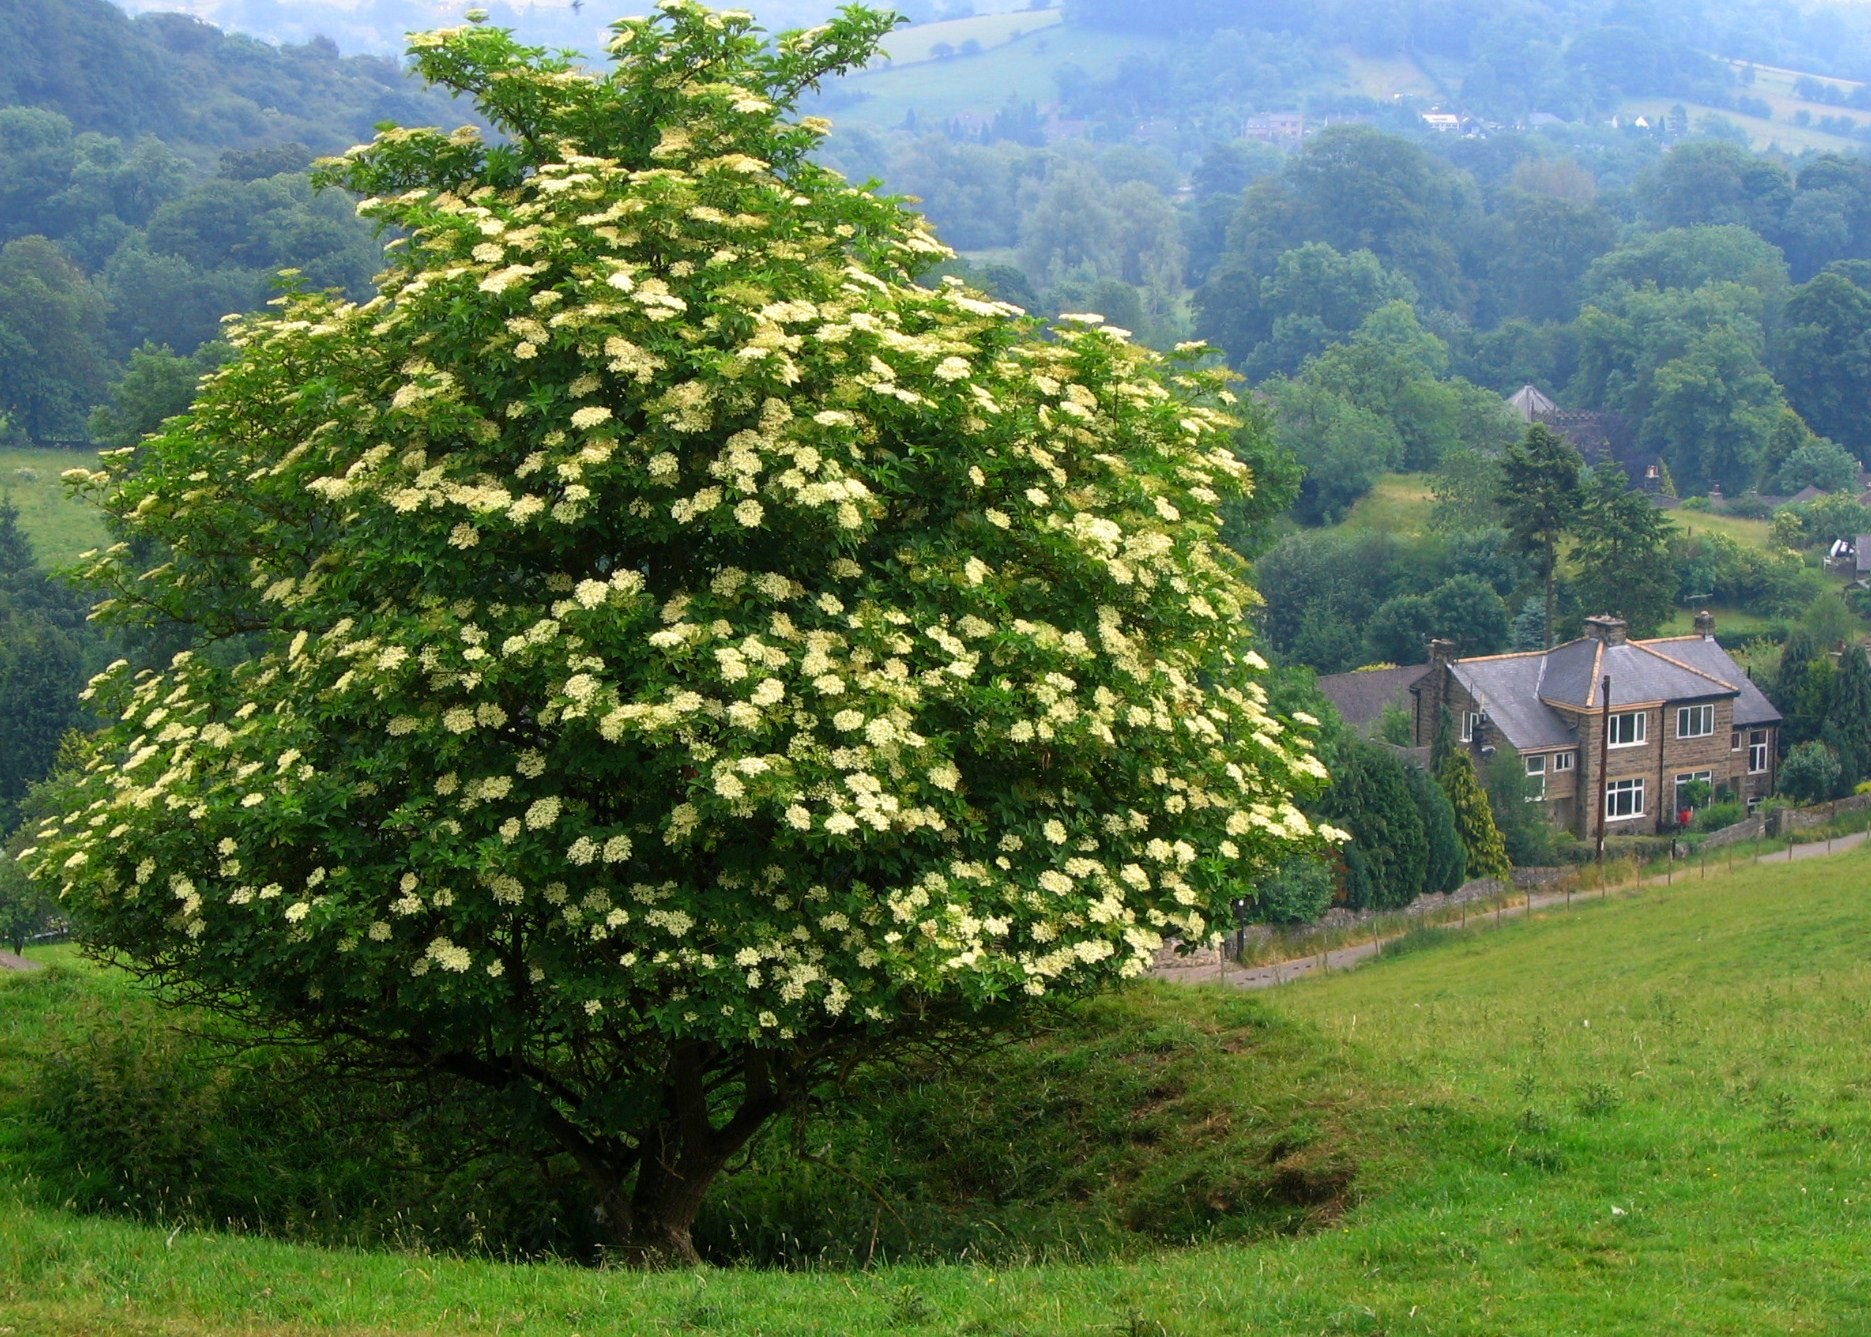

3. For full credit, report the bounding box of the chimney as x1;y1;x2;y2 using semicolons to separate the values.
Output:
1584;614;1628;646
1694;609;1716;641
1429;638;1459;667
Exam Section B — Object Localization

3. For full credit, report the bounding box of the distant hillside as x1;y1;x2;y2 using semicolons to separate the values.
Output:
0;0;470;157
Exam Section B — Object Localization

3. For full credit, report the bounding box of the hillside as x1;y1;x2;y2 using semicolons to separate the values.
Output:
0;0;470;159
5;845;1869;1330
0;448;109;567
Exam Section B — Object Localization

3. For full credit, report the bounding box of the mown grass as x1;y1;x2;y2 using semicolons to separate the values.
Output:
0;446;110;568
6;846;1871;1332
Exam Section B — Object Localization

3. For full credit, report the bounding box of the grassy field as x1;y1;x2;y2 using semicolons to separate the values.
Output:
0;445;110;568
1620;96;1863;154
874;8;1063;66
1667;505;1776;550
1337;474;1780;554
6;845;1871;1332
1335;473;1438;534
833;23;1165;128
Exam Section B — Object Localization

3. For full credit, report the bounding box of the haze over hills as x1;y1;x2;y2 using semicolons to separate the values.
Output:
103;0;1021;57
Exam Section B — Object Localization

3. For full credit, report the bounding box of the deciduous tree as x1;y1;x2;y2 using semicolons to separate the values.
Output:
24;3;1328;1269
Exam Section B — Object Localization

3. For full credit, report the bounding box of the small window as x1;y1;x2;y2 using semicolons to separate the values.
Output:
1730;730;1742;752
1608;711;1647;747
1676;704;1715;739
1525;754;1546;801
1748;730;1770;775
1553;752;1575;772
1461;711;1481;743
1606;777;1646;819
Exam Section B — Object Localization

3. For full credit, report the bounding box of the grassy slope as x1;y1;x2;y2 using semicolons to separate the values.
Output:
832;32;1426;132
1330;473;1786;643
832;23;1165;128
5;849;1871;1333
874;8;1064;65
0;447;110;569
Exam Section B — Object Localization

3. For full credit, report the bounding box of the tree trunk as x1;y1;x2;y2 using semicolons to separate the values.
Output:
597;1049;786;1270
608;1129;729;1269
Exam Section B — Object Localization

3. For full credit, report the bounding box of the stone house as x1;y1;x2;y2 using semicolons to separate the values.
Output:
1321;614;1781;838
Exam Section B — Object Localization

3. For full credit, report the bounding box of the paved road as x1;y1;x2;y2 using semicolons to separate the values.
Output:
1158;828;1871;993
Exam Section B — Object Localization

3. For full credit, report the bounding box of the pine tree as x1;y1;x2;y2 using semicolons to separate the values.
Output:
1435;750;1511;881
1497;423;1585;649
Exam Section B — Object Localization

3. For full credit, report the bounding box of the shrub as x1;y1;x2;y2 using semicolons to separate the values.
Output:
1724;493;1776;520
1253;856;1336;925
27;997;598;1259
1780;740;1845;803
1692;801;1745;833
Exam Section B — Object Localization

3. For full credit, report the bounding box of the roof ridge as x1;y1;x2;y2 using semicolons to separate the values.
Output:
1449;647;1548;665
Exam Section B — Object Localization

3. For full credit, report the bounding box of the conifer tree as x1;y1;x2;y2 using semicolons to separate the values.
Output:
1435;750;1510;881
1403;760;1467;893
1822;642;1871;790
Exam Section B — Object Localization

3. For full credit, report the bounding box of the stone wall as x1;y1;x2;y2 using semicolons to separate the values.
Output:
1770;792;1871;836
1696;813;1766;850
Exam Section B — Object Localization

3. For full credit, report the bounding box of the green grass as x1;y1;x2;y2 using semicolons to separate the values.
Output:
832;24;1171;128
1335;473;1437;534
874;8;1063;65
0;445;110;568
1620;96;1863;154
1668;505;1776;550
1334;475;1781;556
1333;47;1440;101
7;849;1871;1332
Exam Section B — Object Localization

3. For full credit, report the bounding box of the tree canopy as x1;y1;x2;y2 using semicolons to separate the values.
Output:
23;2;1328;1267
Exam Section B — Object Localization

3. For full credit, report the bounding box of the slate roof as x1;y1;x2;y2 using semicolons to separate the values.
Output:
1451;652;1576;749
1313;664;1425;734
1655;637;1783;727
1424;630;1780;753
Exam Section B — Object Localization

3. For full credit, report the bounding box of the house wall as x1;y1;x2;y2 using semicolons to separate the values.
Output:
1565;697;1774;838
1416;660;1778;839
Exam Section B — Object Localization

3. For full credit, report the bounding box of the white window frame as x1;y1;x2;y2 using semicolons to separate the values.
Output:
1606;777;1646;820
1608;711;1648;748
1730;729;1742;752
1461;711;1481;743
1525;753;1546;801
1674;770;1714;813
1676;704;1715;739
1748;730;1770;775
1553;751;1575;772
